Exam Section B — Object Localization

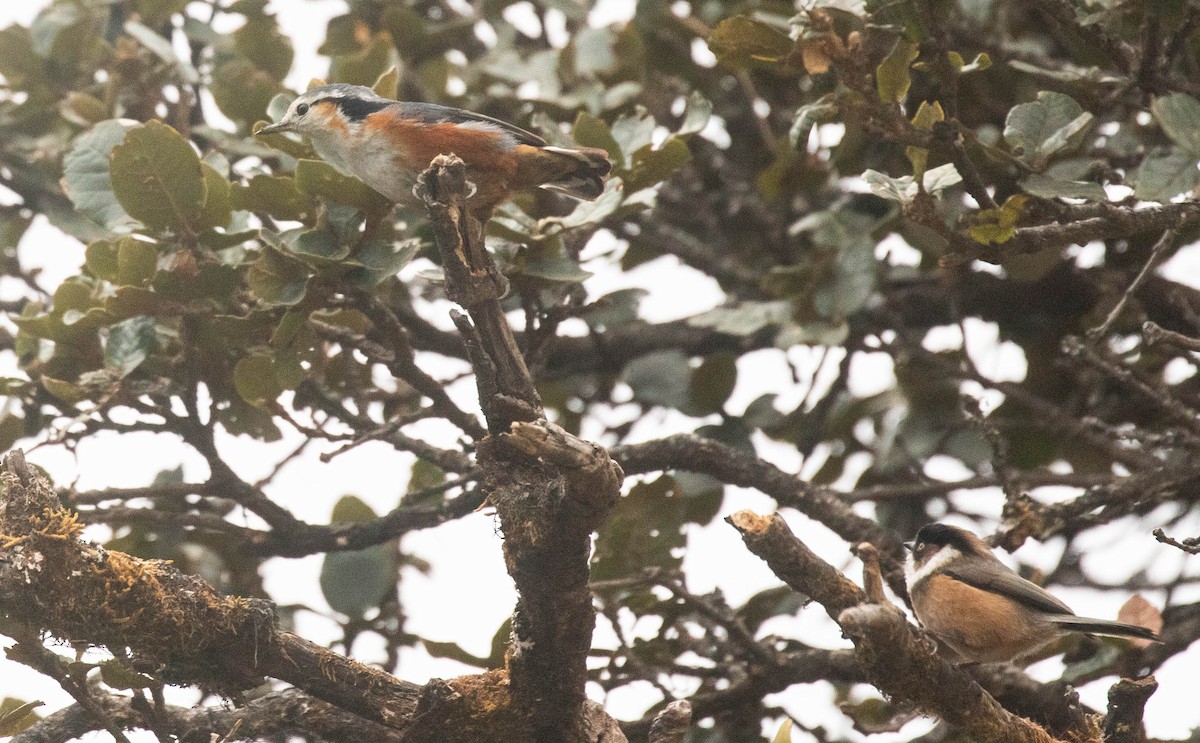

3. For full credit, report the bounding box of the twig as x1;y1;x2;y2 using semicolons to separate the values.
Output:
1152;528;1200;555
1141;321;1200;352
1089;229;1176;340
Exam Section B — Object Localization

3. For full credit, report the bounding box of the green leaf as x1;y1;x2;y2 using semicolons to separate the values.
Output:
1003;91;1093;166
1150;94;1200;155
689;351;737;414
969;194;1027;244
231;175;314;222
135;0;188;24
737;585;809;633
624;350;692;409
31;2;100;69
109;121;207;233
42;377;88;404
677;91;713;136
214;397;281;440
62;120;138;232
789;99;837;148
609;108;656;169
233;16;293;80
689;301;792;336
0;700;42;737
800;210;879;320
876;39;919;103
591;476;686;581
201;163;232;229
922;162;963;193
707;16;794;68
124;21;199;83
344;239;420;286
906;100;944;177
60;92;110;126
320;495;398;618
573;111;623;164
862;169;916;202
211;58;284;123
233;353;283;406
0;26;43;87
294;159;391;213
372;65;400;98
282;227;349;265
627;137;692;191
105;286;177;319
520;252;593;283
330;494;376;523
545;180;624;230
99;660;155;690
581;288;646;328
1134;148;1199;201
1019;173;1107;201
862;163;961;202
117;237;158;287
405;459;447;506
330;32;400;87
947;50;991;73
153;262;240;303
247;247;311;306
423;640;490;668
85;239;120;281
310;308;373;334
573;26;617;76
105;315;156;377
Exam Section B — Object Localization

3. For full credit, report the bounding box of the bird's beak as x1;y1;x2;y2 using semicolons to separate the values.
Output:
903;541;914;552
256;121;292;136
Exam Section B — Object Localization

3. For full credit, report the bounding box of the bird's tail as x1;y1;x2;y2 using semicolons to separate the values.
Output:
533;146;612;201
1049;615;1160;642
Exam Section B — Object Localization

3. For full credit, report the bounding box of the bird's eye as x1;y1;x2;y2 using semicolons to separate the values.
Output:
296;103;310;116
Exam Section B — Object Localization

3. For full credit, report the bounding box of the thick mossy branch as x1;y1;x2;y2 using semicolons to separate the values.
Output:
0;450;275;694
12;688;408;743
0;450;424;733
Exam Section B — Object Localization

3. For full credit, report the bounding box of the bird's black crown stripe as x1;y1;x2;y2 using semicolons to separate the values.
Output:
325;95;391;122
914;523;972;551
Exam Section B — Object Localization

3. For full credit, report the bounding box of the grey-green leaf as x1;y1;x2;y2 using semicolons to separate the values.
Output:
1134;148;1200;202
1003;91;1092;165
1151;94;1200;155
62;120;138;232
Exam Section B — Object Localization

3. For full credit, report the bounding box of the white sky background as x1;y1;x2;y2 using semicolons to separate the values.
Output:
2;0;1200;741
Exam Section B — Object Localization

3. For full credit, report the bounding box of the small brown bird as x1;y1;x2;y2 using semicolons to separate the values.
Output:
257;83;612;216
906;523;1160;663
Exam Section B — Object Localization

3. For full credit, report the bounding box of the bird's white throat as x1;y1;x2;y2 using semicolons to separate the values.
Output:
906;545;962;587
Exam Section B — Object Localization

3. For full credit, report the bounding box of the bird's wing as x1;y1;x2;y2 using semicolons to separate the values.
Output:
945;560;1075;616
394;102;548;147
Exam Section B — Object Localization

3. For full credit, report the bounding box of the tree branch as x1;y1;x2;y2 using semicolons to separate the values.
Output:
1103;676;1157;743
12;688;407;743
727;511;1078;743
415;155;624;743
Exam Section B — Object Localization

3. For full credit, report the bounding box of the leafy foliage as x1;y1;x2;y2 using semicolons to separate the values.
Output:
2;0;1200;740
